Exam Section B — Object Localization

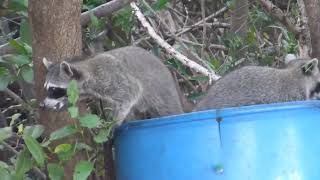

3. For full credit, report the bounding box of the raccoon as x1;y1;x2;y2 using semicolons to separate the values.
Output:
194;57;320;111
41;46;184;124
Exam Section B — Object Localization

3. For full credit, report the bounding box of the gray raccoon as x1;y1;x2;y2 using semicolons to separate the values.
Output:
194;58;320;111
42;46;184;124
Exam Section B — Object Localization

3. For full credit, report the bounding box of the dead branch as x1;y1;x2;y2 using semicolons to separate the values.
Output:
259;0;301;36
130;2;220;81
175;5;229;37
81;0;135;26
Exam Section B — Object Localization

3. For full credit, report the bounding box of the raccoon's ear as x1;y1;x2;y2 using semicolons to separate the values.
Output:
302;58;319;76
60;61;83;80
43;57;53;69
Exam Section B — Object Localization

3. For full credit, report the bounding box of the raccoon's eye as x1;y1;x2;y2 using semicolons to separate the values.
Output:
47;87;67;99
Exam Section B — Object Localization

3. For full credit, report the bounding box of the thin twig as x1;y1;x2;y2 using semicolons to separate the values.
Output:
130;2;220;81
200;0;206;58
175;5;229;37
259;0;301;36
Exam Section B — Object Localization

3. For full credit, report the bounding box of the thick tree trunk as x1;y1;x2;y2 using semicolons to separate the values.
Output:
29;0;90;179
303;0;320;60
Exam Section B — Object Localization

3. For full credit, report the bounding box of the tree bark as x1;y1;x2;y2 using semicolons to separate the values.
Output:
303;0;320;60
29;0;90;179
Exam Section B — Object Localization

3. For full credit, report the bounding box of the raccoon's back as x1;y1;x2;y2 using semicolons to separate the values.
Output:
195;66;305;111
107;46;183;115
107;46;178;91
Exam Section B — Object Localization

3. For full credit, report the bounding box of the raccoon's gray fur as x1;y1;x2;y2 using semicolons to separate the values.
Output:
194;58;320;111
42;46;184;124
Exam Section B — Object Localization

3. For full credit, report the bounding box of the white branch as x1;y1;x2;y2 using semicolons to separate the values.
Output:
130;2;220;82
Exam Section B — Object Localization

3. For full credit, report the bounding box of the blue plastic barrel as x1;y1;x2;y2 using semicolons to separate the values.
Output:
114;100;320;180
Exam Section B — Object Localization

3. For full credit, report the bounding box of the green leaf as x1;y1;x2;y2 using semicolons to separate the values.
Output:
67;80;79;105
73;161;93;180
8;0;28;12
9;40;28;55
189;76;209;82
94;128;111;143
0;161;9;169
79;114;101;128
89;13;99;27
11;113;21;124
23;125;44;139
48;125;77;142
23;135;46;167
14;150;32;179
20;20;32;45
68;106;79;119
0;127;12;142
48;163;64;180
187;92;206;101
20;65;33;83
54;144;75;162
152;0;168;11
0;67;9;76
54;143;72;154
7;55;30;66
0;75;11;91
0;167;11;180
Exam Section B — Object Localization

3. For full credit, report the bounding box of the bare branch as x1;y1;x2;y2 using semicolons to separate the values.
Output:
81;0;135;26
3;88;32;111
175;5;228;37
130;2;220;81
259;0;301;36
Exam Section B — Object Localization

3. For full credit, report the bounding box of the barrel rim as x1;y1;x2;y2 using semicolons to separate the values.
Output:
115;100;320;133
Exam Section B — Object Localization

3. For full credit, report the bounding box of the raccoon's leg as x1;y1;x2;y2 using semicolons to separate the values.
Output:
113;99;140;125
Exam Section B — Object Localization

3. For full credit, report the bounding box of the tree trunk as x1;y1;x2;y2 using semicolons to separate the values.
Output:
303;0;320;61
231;0;249;36
29;0;91;179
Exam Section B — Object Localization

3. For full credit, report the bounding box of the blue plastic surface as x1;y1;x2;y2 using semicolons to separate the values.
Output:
114;101;320;180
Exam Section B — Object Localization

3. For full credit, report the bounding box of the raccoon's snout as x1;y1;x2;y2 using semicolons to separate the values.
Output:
41;98;67;110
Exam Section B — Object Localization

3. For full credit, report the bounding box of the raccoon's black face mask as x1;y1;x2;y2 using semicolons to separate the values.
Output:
47;87;67;99
40;86;68;110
